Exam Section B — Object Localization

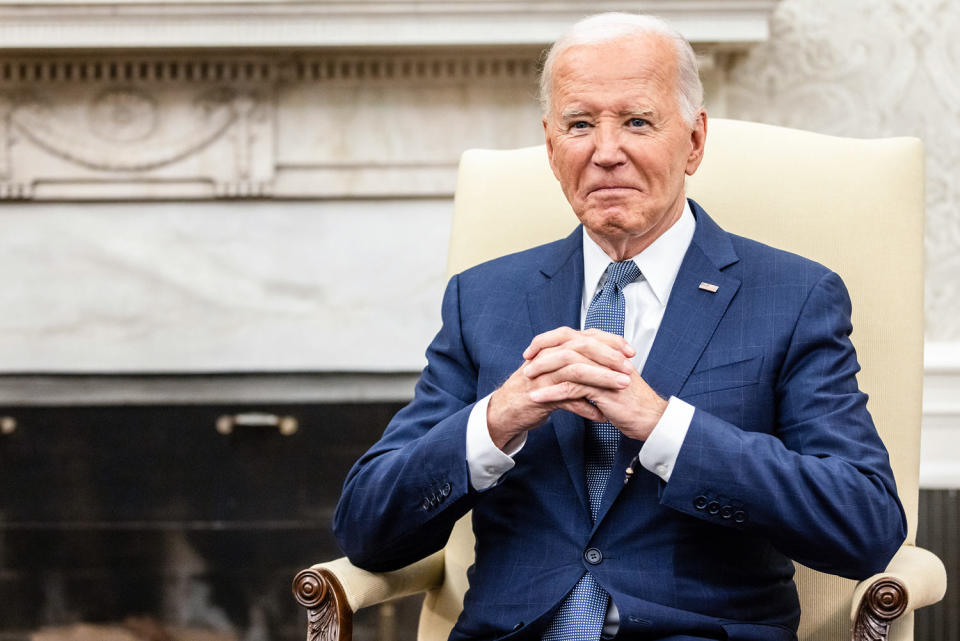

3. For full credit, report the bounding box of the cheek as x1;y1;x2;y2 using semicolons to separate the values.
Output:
553;150;590;190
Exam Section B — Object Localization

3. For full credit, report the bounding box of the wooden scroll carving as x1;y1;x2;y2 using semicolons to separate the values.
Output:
851;576;908;641
293;567;353;641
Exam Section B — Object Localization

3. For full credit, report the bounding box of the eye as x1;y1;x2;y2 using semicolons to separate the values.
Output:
570;120;591;130
628;117;648;128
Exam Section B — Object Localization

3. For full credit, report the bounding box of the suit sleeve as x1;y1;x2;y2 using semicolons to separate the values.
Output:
659;270;907;579
332;274;483;571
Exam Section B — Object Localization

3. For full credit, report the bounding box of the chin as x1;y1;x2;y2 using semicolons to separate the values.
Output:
579;206;654;237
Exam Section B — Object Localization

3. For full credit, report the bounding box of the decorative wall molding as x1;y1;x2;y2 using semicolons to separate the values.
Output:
921;341;960;489
0;52;543;200
0;1;780;50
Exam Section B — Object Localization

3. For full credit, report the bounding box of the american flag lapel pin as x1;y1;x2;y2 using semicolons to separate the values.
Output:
698;282;719;293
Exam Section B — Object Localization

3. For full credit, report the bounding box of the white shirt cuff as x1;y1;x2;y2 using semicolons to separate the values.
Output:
638;396;694;482
466;393;526;491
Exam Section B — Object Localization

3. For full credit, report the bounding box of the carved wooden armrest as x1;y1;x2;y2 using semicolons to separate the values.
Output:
850;545;947;641
293;552;446;641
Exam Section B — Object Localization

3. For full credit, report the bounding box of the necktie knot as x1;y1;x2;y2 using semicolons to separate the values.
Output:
584;261;642;339
604;260;641;292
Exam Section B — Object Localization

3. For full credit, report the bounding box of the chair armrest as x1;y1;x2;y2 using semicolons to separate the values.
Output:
850;545;947;641
292;552;446;641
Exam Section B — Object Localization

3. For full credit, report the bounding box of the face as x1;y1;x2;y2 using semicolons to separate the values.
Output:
543;35;707;259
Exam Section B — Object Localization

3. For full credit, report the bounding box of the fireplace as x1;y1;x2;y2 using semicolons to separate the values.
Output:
0;396;423;641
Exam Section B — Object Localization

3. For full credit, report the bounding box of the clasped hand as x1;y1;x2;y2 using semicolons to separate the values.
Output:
486;327;668;450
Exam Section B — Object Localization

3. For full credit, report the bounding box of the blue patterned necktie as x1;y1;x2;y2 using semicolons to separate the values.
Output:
542;260;642;641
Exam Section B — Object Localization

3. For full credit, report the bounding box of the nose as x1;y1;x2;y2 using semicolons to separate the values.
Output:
591;123;626;168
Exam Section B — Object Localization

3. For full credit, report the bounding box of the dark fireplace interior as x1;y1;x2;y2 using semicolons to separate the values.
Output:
0;400;423;641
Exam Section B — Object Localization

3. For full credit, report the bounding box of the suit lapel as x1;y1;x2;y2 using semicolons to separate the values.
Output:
641;202;741;399
526;227;591;515
594;201;741;525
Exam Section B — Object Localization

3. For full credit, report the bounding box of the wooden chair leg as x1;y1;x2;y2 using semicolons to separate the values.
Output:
851;577;907;641
293;567;354;641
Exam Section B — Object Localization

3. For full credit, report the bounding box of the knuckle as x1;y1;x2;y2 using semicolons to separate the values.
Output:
571;337;591;352
570;362;591;378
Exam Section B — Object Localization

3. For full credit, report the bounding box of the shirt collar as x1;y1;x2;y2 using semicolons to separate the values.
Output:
582;199;696;306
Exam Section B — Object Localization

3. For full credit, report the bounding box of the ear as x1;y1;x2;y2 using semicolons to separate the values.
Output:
685;110;708;176
543;117;562;181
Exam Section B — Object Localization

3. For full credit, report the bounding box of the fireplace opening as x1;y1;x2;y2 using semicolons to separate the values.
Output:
0;401;422;641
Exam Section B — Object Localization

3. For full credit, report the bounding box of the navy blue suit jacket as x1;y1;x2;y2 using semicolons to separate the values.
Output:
334;201;906;641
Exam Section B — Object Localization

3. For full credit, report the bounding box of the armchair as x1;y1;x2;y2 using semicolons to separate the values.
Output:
293;119;946;641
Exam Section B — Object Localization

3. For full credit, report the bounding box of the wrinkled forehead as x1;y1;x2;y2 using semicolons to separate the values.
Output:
548;36;680;115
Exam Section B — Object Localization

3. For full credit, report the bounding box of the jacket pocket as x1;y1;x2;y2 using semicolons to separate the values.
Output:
681;354;764;396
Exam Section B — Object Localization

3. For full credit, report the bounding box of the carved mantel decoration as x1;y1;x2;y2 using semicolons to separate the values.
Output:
0;52;541;200
0;56;274;199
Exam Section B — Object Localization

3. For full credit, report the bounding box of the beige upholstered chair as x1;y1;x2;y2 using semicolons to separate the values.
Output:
293;119;947;641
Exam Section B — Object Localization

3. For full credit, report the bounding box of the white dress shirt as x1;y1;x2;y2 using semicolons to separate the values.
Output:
465;202;697;491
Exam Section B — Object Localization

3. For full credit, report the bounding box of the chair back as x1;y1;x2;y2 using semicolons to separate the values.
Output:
423;119;924;641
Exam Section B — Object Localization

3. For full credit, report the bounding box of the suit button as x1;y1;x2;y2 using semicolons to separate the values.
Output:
512;622;524;631
693;495;708;510
429;494;439;507
706;501;721;515
421;498;431;510
584;548;603;565
441;482;451;497
733;510;747;523
720;505;734;519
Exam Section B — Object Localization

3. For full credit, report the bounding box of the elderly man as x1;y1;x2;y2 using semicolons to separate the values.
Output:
333;12;905;641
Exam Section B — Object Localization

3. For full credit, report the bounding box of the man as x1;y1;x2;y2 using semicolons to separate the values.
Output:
334;12;905;641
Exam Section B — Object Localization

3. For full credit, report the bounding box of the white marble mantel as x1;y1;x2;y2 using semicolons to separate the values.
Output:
0;1;779;49
0;0;782;388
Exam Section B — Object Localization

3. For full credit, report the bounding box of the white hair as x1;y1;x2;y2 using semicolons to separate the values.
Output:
538;12;703;126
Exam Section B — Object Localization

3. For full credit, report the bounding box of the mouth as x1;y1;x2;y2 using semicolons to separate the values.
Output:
588;186;638;196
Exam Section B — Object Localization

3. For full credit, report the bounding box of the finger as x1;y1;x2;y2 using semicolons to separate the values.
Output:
554;399;605;422
522;326;580;360
524;336;634;378
582;328;637;357
537;363;632;393
523;344;605;378
524;341;634;379
529;380;601;404
529;381;580;404
565;335;635;374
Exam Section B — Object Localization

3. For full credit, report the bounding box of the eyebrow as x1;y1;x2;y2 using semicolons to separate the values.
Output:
560;108;592;121
621;108;656;118
559;107;657;121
